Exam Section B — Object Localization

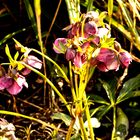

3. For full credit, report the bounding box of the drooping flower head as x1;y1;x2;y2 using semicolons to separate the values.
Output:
53;11;132;72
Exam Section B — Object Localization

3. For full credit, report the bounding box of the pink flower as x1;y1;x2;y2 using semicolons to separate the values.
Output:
67;22;81;38
91;48;120;72
65;48;76;61
53;38;67;54
0;74;28;95
26;55;42;69
0;76;13;90
84;21;98;38
22;55;42;75
119;51;132;68
73;52;87;68
6;74;28;95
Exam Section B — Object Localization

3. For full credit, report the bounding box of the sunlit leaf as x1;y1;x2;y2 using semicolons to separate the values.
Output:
5;44;13;63
14;52;19;61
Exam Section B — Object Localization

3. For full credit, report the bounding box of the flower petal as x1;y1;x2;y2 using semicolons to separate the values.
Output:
27;55;42;69
0;76;13;90
65;48;76;61
53;38;67;54
119;51;132;67
6;81;22;95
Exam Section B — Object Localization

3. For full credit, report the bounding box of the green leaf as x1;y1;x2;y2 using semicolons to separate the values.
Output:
99;79;116;104
71;133;81;140
116;74;140;104
24;0;37;36
96;105;112;120
92;94;110;105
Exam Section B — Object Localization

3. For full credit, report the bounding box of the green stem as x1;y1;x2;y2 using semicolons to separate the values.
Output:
69;62;76;101
79;115;89;140
21;62;70;112
34;0;47;105
111;105;117;140
83;92;95;140
31;48;70;84
0;110;66;133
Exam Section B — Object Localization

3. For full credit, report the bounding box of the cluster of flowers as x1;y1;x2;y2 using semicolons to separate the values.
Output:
0;55;42;95
53;11;132;72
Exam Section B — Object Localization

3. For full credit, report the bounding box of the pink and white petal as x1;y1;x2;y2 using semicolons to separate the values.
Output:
27;55;42;69
16;75;28;88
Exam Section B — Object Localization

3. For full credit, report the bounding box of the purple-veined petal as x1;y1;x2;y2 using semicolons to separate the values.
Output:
53;38;67;54
6;75;28;95
97;62;108;72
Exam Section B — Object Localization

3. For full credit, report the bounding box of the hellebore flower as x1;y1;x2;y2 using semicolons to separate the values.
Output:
22;55;42;75
0;76;13;90
67;22;81;38
91;48;120;72
53;38;67;54
119;51;132;68
65;48;76;61
6;74;28;95
0;74;28;95
73;52;87;68
84;21;98;38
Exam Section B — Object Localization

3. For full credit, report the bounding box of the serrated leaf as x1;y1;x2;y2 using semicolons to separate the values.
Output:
116;74;140;104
